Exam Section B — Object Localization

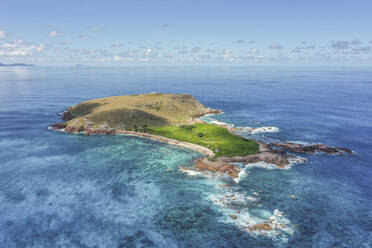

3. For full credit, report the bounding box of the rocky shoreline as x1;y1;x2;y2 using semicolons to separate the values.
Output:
50;108;352;180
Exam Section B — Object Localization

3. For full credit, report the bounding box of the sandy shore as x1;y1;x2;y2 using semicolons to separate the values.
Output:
114;130;215;157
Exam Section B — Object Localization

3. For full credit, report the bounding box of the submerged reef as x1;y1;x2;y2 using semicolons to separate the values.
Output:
49;93;352;238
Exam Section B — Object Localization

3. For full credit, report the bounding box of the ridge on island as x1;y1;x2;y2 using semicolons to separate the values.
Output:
60;92;223;130
50;93;352;179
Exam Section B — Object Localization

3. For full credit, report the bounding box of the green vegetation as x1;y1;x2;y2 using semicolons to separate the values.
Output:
148;123;259;158
62;93;259;158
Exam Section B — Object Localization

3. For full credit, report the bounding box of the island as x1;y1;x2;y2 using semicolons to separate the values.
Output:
50;93;352;179
0;62;35;66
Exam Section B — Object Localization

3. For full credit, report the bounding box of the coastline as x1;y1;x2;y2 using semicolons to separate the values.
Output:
50;108;352;179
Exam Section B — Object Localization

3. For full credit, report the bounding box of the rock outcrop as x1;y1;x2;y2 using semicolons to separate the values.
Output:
184;140;351;178
268;142;352;154
60;109;73;121
195;158;240;178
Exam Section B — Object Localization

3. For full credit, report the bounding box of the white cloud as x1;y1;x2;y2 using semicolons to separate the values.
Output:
145;48;152;56
191;46;201;53
178;50;188;54
90;25;103;31
61;41;72;46
78;34;90;39
0;40;45;56
69;48;112;60
296;45;316;50
351;46;371;53
269;43;283;49
351;39;362;45
236;40;256;44
48;30;62;38
249;48;260;54
111;42;123;48
174;45;188;50
113;55;123;61
0;30;6;39
206;49;217;54
222;49;233;60
331;40;349;49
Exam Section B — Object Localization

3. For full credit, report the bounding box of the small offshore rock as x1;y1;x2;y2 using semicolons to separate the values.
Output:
248;223;273;232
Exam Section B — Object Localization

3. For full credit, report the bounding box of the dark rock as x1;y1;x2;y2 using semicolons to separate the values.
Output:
269;142;352;154
192;109;222;119
61;111;73;121
195;158;240;178
49;123;66;130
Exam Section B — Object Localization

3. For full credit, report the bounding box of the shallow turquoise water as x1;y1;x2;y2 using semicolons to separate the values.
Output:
0;67;371;247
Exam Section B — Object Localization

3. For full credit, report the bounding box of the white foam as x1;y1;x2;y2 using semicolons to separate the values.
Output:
210;120;234;128
207;191;258;208
232;209;294;241
202;112;223;117
233;169;247;183
58;111;68;116
245;161;284;170
208;190;294;240
288;156;307;165
237;126;279;134
205;176;295;241
178;167;212;178
243;156;306;171
48;126;66;132
287;140;311;145
200;113;279;135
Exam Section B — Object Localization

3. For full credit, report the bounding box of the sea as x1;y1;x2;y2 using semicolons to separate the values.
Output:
0;66;371;248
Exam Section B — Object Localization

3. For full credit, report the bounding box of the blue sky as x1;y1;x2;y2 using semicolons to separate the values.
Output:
1;0;372;66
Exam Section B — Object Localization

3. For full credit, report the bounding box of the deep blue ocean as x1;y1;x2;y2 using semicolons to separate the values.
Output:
0;66;371;248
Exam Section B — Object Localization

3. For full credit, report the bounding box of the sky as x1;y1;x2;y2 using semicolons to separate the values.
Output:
1;0;372;66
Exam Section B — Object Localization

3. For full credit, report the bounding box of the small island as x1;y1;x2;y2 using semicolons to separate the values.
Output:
0;62;35;67
50;93;351;179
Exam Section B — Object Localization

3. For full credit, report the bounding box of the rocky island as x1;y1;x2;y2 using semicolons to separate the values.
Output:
50;93;352;179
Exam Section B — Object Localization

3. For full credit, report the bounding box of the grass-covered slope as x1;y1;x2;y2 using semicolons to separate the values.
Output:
149;123;259;157
66;93;213;130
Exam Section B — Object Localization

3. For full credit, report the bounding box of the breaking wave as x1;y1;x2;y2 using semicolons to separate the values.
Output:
207;188;295;241
199;114;279;134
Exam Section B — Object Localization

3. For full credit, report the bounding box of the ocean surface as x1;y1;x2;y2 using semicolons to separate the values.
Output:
0;66;371;248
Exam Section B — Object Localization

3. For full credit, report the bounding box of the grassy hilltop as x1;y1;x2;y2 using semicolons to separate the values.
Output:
66;93;213;129
61;93;259;157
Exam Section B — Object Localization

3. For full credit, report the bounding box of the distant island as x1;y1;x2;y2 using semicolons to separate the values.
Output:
0;62;35;67
50;93;351;179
